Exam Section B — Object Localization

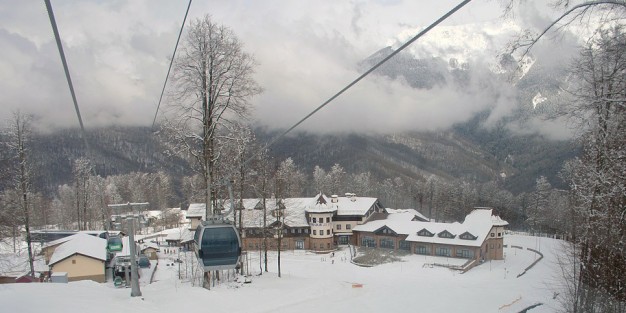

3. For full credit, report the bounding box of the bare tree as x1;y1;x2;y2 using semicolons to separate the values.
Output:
72;157;92;230
5;111;36;276
160;14;261;220
559;27;626;312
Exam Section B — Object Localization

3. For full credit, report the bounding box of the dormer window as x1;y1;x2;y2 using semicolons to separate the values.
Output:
375;226;397;236
417;228;434;237
437;230;455;239
459;231;477;240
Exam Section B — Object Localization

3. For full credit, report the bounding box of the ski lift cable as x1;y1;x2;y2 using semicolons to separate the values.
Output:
44;0;90;153
151;0;193;130
231;0;472;182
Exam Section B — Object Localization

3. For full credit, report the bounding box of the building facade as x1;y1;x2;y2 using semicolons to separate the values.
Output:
185;196;507;260
353;208;508;262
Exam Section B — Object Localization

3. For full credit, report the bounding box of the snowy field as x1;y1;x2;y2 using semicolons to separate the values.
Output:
0;235;567;313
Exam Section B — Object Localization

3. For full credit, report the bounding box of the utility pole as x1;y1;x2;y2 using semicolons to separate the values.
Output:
107;202;149;297
127;216;141;297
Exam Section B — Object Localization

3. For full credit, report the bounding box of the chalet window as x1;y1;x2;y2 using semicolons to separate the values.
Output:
346;224;351;230
312;217;317;223
399;240;411;251
438;230;455;239
418;229;434;237
327;229;331;235
456;249;473;258
380;238;394;249
415;245;430;255
291;229;295;234
490;233;495;237
326;217;330;223
361;236;376;248
72;259;76;264
304;229;309;234
460;232;477;240
436;247;451;257
337;224;342;230
498;233;502;237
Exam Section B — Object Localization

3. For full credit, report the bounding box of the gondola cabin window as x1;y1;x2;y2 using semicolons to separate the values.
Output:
196;225;241;270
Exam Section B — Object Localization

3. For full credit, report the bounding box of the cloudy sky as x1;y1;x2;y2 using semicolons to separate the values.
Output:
0;0;575;135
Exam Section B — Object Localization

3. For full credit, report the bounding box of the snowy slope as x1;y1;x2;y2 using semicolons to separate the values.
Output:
1;235;567;313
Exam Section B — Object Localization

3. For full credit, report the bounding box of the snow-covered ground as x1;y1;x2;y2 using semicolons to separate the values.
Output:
0;235;567;313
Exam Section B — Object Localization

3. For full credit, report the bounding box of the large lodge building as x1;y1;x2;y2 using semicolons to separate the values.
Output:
185;193;508;262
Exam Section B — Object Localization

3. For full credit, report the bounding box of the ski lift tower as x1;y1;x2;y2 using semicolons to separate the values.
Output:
107;202;149;297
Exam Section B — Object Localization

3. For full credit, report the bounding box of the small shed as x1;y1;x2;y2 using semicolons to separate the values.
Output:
49;234;107;283
140;242;160;260
50;272;68;283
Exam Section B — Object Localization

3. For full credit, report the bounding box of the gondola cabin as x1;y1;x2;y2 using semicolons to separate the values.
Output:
194;223;241;271
107;236;123;252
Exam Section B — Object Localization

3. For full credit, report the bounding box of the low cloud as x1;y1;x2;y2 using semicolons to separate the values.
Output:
0;0;580;139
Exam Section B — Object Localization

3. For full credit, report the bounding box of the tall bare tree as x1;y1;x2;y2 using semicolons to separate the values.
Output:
5;111;36;276
72;157;92;230
560;27;626;312
160;15;261;221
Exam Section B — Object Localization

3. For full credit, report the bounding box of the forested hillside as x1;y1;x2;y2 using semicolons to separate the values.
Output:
17;122;576;199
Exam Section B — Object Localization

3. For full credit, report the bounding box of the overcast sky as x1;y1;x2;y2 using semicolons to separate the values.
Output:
0;0;577;136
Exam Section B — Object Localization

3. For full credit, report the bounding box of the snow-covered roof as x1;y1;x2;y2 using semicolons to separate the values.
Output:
222;194;382;228
49;234;107;265
385;208;429;222
314;194;379;216
353;208;507;247
42;233;81;249
165;227;194;243
226;198;311;228
186;203;206;218
140;242;159;251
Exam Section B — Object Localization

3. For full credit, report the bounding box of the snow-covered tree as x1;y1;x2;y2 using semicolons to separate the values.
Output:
4;111;36;275
160;14;261;220
312;166;328;194
275;158;305;198
559;26;626;311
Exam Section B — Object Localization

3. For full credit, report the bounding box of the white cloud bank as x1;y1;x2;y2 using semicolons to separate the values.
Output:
0;0;576;137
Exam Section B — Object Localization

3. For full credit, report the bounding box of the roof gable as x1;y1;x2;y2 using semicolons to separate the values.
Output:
437;230;456;239
417;228;434;237
374;226;398;236
49;234;107;265
459;231;477;240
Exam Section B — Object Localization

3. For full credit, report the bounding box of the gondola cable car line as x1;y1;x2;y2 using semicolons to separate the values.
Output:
219;0;473;186
195;0;472;274
44;0;90;154
151;0;193;130
45;0;472;278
